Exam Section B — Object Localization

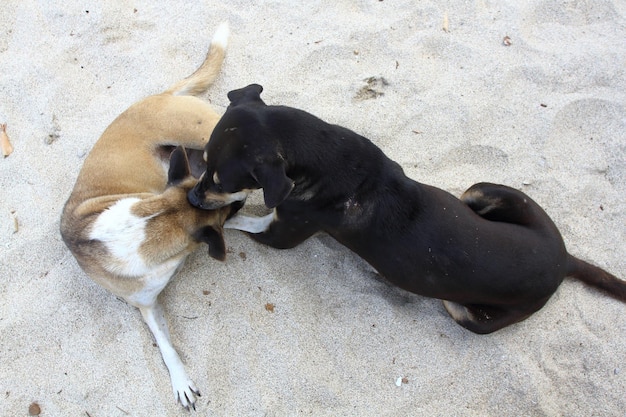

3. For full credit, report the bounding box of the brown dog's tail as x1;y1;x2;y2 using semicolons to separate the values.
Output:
567;254;626;302
163;22;229;97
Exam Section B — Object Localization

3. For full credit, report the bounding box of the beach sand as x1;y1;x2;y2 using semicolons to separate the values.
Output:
1;1;625;415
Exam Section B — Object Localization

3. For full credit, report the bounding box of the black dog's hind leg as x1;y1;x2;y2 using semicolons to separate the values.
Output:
442;298;550;334
460;182;539;226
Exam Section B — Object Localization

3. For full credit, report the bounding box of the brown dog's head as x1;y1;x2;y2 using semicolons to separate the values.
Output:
161;146;233;260
187;84;294;211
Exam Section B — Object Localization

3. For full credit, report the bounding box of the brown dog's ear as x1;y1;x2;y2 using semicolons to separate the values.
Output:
227;84;264;107
167;146;191;186
252;162;293;208
193;226;226;261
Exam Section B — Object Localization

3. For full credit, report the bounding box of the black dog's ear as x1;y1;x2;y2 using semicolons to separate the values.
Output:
252;162;294;208
167;146;191;186
227;84;264;107
193;226;226;261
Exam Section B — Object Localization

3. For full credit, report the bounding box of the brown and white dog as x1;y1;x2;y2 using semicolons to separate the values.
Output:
60;23;233;410
188;84;626;335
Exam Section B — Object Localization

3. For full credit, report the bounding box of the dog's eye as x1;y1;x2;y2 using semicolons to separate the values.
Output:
211;171;224;192
213;171;222;188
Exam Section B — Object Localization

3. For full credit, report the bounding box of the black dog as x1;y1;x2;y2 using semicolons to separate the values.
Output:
188;84;626;334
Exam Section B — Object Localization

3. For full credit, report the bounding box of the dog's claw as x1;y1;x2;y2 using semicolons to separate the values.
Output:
175;384;199;411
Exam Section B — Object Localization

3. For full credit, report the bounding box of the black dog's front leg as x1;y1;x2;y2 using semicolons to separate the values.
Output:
225;211;319;249
250;215;319;249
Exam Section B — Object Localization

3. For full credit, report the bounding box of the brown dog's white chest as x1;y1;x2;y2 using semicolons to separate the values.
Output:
88;197;191;278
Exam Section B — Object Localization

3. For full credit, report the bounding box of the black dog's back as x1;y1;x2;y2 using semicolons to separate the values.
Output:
250;105;571;304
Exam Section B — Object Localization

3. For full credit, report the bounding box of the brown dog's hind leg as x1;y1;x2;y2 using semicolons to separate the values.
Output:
442;298;549;334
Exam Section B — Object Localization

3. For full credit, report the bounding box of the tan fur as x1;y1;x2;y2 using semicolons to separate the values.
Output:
59;23;230;409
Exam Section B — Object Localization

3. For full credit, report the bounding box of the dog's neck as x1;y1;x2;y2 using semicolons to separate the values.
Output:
265;105;398;202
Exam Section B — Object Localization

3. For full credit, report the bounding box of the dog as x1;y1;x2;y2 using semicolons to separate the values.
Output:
188;83;626;335
60;23;233;409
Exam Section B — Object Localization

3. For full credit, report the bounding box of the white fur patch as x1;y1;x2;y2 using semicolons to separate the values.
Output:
89;198;159;276
222;190;250;204
211;22;229;50
224;212;275;233
442;300;474;322
125;259;185;307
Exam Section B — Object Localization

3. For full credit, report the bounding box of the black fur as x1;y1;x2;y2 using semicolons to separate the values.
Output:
189;84;626;334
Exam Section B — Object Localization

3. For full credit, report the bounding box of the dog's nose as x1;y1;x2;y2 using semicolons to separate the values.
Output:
187;186;203;208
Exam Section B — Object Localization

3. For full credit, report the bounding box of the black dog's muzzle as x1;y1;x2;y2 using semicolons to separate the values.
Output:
188;183;249;211
187;185;223;210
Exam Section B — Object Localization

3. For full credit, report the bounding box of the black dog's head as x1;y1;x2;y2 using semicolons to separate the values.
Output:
188;84;294;210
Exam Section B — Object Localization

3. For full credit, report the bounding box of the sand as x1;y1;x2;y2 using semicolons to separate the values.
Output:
1;1;625;416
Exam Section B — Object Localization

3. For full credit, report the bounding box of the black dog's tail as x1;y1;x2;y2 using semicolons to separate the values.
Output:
567;255;626;302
